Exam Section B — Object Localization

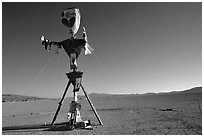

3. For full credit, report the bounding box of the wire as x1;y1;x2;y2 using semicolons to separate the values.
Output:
3;57;52;113
55;52;62;92
91;52;113;82
22;57;52;96
89;52;120;110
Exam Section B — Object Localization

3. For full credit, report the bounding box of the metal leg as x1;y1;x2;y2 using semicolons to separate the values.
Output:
80;84;103;125
51;81;71;126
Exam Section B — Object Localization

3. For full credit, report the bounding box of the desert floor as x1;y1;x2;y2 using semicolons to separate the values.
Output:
2;92;202;135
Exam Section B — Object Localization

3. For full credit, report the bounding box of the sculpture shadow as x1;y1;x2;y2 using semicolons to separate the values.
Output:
2;122;71;132
3;122;98;132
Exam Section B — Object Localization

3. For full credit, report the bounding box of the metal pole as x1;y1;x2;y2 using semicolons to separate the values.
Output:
80;84;103;125
73;85;77;125
51;81;71;126
74;90;77;101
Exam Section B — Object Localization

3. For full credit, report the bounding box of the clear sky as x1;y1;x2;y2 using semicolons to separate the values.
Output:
2;2;202;98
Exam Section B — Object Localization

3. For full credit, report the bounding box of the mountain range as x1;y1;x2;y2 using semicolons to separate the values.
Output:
2;86;202;102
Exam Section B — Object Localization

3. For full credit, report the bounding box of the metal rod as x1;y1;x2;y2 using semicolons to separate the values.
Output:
74;91;77;102
73;86;77;125
80;84;103;125
51;81;71;126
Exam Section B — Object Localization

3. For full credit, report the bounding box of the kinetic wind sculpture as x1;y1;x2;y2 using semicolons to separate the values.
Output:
40;7;103;130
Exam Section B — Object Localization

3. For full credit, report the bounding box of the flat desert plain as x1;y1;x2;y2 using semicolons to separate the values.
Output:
2;87;202;135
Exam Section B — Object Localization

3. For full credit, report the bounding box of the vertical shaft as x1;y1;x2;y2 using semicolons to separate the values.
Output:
74;91;77;102
73;86;77;125
51;81;71;126
80;84;103;125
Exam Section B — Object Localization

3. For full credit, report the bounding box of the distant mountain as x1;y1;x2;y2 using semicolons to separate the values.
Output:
2;94;48;103
168;87;202;94
89;93;111;97
87;87;202;97
2;87;201;103
141;87;202;96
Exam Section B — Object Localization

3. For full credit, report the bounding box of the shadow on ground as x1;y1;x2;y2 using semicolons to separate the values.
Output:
2;122;98;132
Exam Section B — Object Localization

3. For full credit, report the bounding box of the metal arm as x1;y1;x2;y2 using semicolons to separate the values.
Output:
40;36;62;53
82;27;88;42
82;27;94;55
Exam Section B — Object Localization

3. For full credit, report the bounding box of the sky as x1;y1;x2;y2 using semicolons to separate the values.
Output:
2;2;202;98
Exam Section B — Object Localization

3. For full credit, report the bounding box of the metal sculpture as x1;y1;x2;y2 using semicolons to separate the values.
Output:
40;7;102;130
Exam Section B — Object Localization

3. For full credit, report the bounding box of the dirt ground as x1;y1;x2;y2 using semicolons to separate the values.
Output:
2;92;202;135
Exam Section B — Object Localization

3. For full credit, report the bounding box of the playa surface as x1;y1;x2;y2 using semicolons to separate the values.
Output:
2;87;202;135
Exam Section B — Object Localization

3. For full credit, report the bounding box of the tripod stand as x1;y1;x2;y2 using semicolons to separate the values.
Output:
50;70;103;129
